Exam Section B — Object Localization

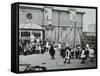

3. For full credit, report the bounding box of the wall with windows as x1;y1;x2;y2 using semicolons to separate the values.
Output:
19;30;43;40
19;6;84;43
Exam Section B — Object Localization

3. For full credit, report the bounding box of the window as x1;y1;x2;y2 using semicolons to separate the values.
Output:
21;31;30;37
26;13;32;20
34;33;41;37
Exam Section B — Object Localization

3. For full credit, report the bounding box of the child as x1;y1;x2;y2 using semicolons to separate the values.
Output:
89;47;95;62
80;48;86;64
64;47;71;64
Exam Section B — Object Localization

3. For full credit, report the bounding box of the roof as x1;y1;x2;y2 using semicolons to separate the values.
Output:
19;5;85;14
19;22;43;29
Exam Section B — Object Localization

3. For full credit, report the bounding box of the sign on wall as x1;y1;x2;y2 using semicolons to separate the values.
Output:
44;7;52;25
69;10;77;22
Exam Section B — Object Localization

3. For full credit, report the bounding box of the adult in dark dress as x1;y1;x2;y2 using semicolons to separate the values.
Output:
85;47;89;60
49;45;55;59
60;46;66;58
31;45;36;54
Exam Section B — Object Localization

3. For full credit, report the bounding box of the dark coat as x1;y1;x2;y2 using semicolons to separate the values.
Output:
49;46;55;56
60;48;66;58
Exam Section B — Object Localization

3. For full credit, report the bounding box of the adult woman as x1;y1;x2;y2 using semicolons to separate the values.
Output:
49;45;55;59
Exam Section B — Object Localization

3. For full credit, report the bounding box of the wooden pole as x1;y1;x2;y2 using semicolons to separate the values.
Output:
58;12;60;42
74;21;76;48
74;21;77;58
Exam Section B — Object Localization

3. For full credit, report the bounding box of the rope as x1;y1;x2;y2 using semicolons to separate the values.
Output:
76;27;89;46
61;23;74;41
76;27;86;45
62;23;74;45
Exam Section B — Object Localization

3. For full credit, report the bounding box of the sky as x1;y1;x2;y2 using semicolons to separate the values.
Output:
76;8;96;31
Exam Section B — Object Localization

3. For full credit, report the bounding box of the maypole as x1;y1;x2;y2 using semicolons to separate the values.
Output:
68;8;77;48
73;21;77;48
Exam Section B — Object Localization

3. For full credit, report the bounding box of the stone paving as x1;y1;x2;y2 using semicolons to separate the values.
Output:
19;50;96;71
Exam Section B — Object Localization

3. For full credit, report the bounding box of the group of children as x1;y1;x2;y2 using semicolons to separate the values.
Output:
48;43;95;64
19;39;96;64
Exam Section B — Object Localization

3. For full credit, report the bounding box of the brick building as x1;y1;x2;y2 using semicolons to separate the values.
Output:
19;4;85;46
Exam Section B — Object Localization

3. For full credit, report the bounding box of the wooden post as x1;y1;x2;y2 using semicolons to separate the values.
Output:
58;12;60;42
